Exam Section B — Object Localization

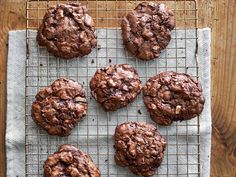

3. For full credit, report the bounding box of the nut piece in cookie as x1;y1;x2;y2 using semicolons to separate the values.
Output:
31;78;87;136
143;71;205;125
121;2;175;60
114;122;166;177
89;64;142;111
44;144;100;177
37;3;97;59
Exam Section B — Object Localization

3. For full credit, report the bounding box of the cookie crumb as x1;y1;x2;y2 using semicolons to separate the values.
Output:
138;109;142;114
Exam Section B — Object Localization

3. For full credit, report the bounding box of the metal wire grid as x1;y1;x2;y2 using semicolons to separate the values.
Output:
25;0;200;176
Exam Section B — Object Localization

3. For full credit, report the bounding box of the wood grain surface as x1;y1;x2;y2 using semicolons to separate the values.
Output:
0;0;235;177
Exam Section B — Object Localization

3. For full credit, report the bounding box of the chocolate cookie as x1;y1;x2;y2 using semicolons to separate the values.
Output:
31;78;87;136
114;122;166;177
90;64;142;111
44;144;100;177
143;71;205;125
121;2;175;60
37;3;97;59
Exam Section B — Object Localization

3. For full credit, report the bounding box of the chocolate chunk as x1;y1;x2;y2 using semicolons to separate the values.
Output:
44;144;100;177
143;71;205;125
31;78;87;136
89;64;142;111
114;122;166;177
121;2;175;60
37;3;97;59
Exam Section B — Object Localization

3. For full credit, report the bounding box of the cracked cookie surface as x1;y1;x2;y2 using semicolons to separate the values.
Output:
121;2;175;60
31;78;87;136
114;122;166;177
143;71;205;125
90;64;142;111
44;144;100;177
37;3;97;59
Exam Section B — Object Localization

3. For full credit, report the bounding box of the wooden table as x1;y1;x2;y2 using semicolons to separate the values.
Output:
0;0;235;176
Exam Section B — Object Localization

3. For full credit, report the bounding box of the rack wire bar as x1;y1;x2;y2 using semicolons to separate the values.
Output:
25;0;200;176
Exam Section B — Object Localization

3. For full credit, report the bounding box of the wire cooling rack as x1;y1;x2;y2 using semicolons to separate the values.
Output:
25;0;200;176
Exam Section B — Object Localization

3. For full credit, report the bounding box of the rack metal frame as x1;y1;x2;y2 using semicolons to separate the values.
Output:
25;0;200;176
